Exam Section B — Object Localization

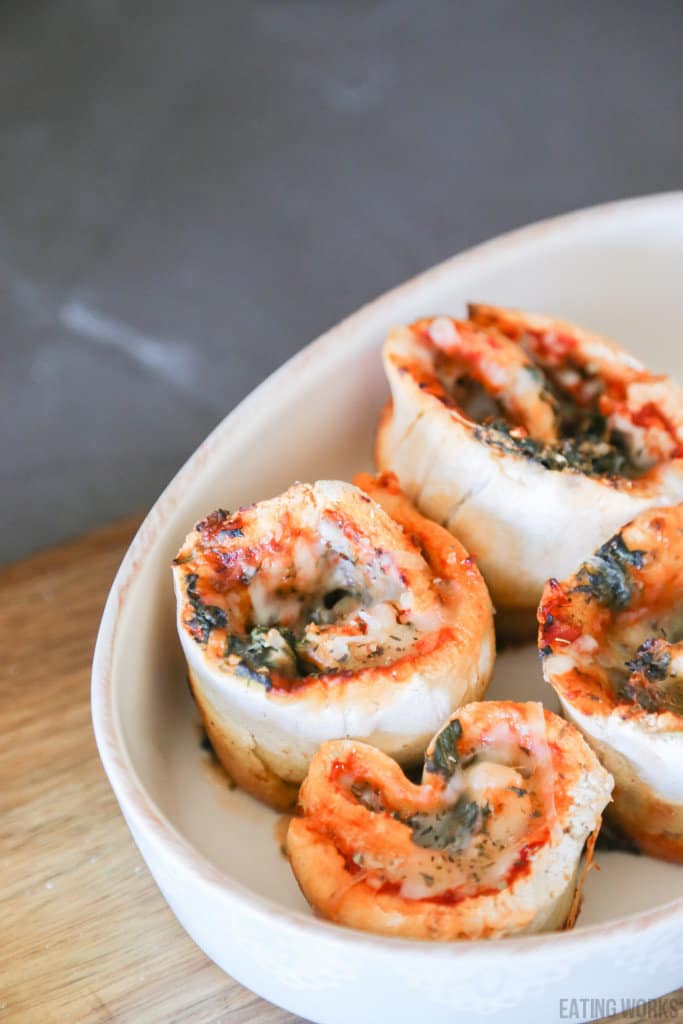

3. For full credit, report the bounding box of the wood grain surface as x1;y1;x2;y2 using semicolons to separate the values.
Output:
2;519;680;1023
1;517;301;1024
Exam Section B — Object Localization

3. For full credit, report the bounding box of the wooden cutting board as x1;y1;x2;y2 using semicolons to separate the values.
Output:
2;519;680;1023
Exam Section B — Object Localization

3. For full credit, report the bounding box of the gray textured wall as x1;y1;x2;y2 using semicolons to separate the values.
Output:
2;0;682;563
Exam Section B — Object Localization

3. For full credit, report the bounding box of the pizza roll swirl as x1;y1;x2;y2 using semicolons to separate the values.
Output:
376;304;683;635
172;473;494;809
287;701;612;939
540;503;683;861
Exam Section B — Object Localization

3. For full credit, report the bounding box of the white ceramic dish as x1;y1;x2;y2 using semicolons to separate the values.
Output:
92;194;683;1024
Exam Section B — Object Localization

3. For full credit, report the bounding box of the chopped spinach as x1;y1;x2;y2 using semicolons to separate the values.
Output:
619;637;681;714
425;718;462;779
185;573;227;642
619;677;659;713
474;417;632;478
626;637;672;682
225;625;300;685
619;675;683;716
408;794;481;851
573;533;645;610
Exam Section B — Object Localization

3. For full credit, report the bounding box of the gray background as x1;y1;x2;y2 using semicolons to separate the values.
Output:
2;0;682;564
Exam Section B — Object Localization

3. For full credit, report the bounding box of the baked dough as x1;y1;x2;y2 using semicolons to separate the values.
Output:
172;473;494;809
540;503;683;860
287;701;612;939
377;304;683;636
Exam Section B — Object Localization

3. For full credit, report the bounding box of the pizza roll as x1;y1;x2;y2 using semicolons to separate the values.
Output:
172;473;494;810
376;304;683;636
287;701;611;939
540;504;683;861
